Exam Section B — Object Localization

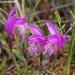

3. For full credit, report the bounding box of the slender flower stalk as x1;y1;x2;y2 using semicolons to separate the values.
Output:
10;48;16;69
10;46;20;73
11;35;14;49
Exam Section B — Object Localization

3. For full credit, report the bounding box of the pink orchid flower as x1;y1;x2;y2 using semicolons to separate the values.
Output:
46;21;66;55
26;23;46;55
4;5;27;47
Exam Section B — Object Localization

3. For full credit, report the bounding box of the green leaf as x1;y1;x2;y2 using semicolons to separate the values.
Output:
26;71;34;75
73;9;75;15
44;0;48;2
15;64;20;73
14;49;26;62
70;10;74;18
23;63;29;74
67;26;75;75
55;10;61;25
33;0;41;12
70;9;75;18
14;71;20;75
62;24;65;29
0;57;7;75
54;24;60;31
11;50;20;74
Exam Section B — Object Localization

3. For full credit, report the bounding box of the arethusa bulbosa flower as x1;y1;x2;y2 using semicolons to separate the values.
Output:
4;5;27;47
26;23;46;55
45;21;66;55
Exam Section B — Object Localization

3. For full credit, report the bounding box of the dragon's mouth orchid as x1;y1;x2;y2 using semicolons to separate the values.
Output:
26;23;46;55
4;5;27;47
46;21;66;55
4;5;27;38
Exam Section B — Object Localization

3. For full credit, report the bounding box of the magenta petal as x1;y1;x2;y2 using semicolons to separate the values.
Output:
47;35;58;44
27;23;42;36
7;5;16;19
14;17;26;26
18;26;27;36
58;35;66;50
55;35;66;54
28;34;39;42
39;45;45;53
25;36;29;39
16;17;26;21
37;35;46;45
47;47;54;56
46;21;60;35
24;26;27;29
61;35;67;43
4;14;16;36
27;34;46;55
26;43;37;55
18;29;24;36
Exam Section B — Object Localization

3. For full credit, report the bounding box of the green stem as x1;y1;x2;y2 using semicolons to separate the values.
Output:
11;50;20;73
30;0;41;22
10;50;16;66
33;0;41;12
39;53;43;75
22;0;25;16
59;23;62;35
10;38;20;73
66;26;75;75
16;0;22;16
50;64;54;75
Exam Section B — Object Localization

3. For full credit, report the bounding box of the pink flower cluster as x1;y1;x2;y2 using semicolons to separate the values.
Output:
4;5;66;55
26;22;66;55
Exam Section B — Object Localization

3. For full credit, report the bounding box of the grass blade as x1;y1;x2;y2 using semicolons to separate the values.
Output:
66;26;75;75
